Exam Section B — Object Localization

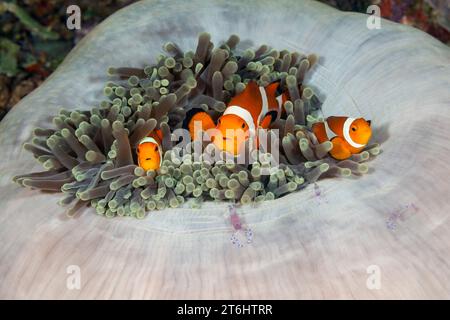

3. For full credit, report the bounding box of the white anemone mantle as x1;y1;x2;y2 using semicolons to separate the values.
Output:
0;0;449;299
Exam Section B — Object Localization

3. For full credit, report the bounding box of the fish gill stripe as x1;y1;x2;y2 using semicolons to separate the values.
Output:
223;105;256;136
275;94;284;121
258;86;269;126
324;119;338;141
343;117;365;148
276;94;283;110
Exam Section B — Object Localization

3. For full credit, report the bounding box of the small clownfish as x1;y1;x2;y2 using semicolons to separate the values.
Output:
184;81;291;155
311;116;372;160
136;129;163;171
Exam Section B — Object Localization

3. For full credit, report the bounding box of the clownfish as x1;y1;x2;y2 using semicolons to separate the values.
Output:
136;129;163;171
184;81;290;155
311;116;372;160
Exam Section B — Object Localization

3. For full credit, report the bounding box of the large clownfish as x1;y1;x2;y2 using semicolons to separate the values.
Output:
136;129;163;171
184;81;290;155
311;117;372;160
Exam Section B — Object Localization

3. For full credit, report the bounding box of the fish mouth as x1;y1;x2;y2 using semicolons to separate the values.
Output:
146;158;152;161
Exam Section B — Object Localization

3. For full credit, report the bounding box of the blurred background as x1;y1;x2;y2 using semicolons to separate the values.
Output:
1;0;449;121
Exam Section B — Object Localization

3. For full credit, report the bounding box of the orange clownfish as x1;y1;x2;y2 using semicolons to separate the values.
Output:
311;116;372;160
184;81;290;155
136;129;163;171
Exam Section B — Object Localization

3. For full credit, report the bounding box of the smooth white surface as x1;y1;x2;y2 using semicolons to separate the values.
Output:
0;0;449;299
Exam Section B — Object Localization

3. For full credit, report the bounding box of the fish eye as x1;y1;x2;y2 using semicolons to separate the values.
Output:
154;146;158;152
351;126;357;132
241;123;246;129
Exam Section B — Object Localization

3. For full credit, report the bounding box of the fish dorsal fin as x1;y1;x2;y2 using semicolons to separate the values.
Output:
226;81;261;130
228;81;259;113
326;116;346;137
155;129;163;141
230;81;259;106
265;82;279;98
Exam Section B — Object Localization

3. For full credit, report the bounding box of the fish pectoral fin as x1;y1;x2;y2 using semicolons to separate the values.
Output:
329;137;352;160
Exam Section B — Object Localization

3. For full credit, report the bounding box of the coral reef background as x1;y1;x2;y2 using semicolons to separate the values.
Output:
0;0;449;121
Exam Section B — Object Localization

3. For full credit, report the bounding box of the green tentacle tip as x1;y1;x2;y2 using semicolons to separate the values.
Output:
306;114;317;123
135;208;146;219
146;201;157;211
103;87;113;96
112;120;124;131
340;168;352;177
107;67;116;76
359;151;370;161
299;138;309;150
161;79;170;87
304;161;316;169
193;187;203;198
302;87;314;99
319;163;330;173
134;167;145;177
164;57;176;69
225;190;235;199
105;209;115;218
251;166;261;177
156;200;166;210
186;77;197;89
108;199;119;209
240;195;252;205
294;176;305;185
42;160;53;170
115;86;126;97
358;164;369;174
195;63;203;74
164;178;175;188
369;147;380;156
85;150;97;162
128;75;139;86
169;197;179;208
322;141;333;151
96;206;106;215
286;75;297;87
287;181;297;192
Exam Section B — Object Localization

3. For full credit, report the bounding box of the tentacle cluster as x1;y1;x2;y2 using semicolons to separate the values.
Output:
14;33;380;218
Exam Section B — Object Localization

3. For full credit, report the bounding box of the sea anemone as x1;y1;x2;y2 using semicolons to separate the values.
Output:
13;33;379;218
0;0;449;299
